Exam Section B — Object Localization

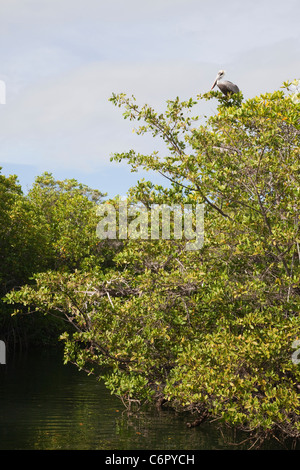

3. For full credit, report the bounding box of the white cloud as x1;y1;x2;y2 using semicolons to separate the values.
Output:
0;59;214;171
0;0;299;182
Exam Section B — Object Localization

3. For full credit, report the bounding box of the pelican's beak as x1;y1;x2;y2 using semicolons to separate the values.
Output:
211;73;220;90
211;78;217;90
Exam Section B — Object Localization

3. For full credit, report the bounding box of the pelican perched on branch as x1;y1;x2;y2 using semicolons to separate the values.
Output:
211;70;240;96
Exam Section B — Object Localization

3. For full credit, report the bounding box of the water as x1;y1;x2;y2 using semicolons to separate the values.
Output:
0;348;292;450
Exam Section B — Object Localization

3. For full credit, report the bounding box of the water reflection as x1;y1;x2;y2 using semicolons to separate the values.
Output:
0;348;293;450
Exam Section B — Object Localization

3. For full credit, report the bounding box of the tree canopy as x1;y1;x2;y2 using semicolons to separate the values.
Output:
4;81;300;446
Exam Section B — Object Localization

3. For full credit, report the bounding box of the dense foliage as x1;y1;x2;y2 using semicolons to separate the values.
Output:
3;81;300;446
0;172;106;344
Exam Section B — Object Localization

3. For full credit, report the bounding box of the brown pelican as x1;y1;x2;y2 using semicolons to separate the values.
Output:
211;70;240;96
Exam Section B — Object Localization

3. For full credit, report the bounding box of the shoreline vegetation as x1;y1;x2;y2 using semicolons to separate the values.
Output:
1;82;300;449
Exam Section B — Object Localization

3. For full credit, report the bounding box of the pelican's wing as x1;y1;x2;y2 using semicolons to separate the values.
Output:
218;80;239;95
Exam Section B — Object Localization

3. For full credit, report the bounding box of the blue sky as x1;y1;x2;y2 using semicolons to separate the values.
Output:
0;0;299;197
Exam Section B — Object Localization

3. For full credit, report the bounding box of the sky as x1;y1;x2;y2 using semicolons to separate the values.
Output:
0;0;299;197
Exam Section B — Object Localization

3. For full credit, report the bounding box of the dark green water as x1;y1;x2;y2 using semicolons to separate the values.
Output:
0;348;293;450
